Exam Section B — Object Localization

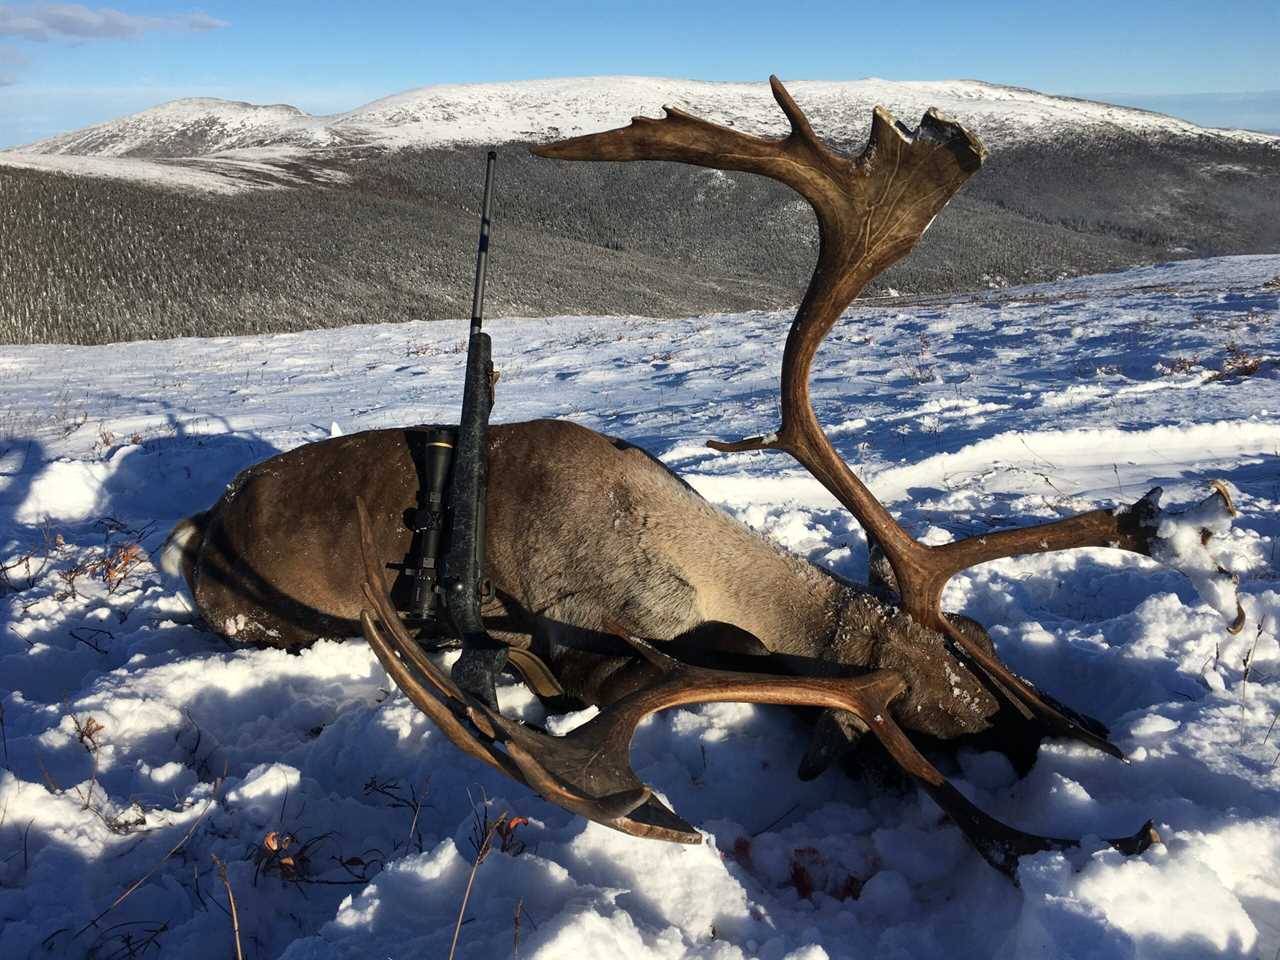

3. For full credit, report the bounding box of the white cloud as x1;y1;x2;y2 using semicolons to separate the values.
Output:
0;3;229;42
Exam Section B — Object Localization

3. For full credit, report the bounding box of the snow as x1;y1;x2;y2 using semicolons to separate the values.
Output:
0;148;350;194
1149;485;1243;624
11;97;342;158
4;76;1276;194
0;255;1278;958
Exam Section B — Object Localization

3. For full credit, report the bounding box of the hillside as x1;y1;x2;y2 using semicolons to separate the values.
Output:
2;77;1278;345
0;257;1277;959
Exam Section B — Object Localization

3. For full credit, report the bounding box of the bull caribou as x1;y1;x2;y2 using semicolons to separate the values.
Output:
168;77;1243;875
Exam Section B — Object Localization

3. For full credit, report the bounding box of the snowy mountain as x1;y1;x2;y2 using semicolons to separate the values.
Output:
1;256;1278;959
12;76;1280;162
13;97;335;158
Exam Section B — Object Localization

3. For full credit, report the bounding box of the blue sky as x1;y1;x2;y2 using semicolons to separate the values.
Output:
1;0;1278;148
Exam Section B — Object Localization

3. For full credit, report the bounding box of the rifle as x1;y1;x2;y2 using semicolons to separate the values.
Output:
445;150;508;706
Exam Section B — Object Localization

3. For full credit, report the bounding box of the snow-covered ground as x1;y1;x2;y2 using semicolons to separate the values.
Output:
1;256;1278;959
5;75;1277;194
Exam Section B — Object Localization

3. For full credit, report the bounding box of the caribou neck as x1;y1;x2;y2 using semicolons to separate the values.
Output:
671;493;849;661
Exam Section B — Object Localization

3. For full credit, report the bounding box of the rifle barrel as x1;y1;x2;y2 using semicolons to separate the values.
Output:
470;150;497;336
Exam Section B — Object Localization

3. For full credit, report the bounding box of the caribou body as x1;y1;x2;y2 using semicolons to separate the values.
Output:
171;417;998;738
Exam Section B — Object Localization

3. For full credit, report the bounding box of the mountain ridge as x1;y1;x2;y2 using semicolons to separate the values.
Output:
11;75;1279;165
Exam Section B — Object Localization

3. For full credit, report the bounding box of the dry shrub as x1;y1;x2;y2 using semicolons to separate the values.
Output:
1208;341;1271;382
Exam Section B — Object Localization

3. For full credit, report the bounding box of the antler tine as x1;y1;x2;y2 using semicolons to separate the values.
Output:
848;673;1159;877
767;75;819;141
534;75;843;197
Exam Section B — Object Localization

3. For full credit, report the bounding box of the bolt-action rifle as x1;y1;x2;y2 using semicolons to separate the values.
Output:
443;151;508;706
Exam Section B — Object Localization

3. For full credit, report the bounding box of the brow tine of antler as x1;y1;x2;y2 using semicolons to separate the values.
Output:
858;686;1072;875
359;543;1155;874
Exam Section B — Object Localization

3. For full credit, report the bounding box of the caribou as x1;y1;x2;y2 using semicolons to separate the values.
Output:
167;77;1243;875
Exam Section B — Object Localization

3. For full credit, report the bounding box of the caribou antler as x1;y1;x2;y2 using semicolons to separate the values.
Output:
534;76;1244;757
356;497;1156;876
